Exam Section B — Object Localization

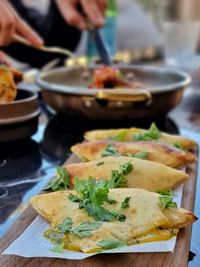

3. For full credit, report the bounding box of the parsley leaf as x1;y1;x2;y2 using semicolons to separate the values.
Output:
156;190;171;196
120;162;133;174
44;166;70;191
133;151;149;159
72;221;102;238
50;242;65;253
101;144;119;157
97;161;104;166
108;162;133;188
133;122;161;141
70;177;115;221
156;190;177;209
106;198;117;204
173;142;185;151
58;217;73;234
121;197;131;209
97;239;127;250
68;162;132;222
111;131;126;141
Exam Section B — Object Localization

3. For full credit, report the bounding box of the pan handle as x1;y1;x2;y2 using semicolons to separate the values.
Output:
95;89;152;103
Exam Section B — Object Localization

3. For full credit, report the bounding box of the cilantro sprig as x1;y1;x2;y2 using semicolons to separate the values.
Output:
132;151;149;159
101;144;119;157
121;197;131;209
97;239;127;250
46;217;103;253
108;162;133;188
111;131;126;141
156;190;177;209
133;123;161;141
173;142;185;151
68;162;133;222
72;221;102;238
44;166;70;191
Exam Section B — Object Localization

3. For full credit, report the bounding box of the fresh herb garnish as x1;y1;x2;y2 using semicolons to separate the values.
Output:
106;198;117;204
50;242;65;253
69;177;115;221
133;122;161;141
121;197;131;209
156;190;177;209
72;221;102;238
68;162;132;222
111;131;126;141
133;151;149;159
110;211;126;222
156;190;171;195
97;161;104;166
44;166;70;191
97;239;127;250
108;162;133;188
101;144;119;157
58;217;73;234
118;214;126;222
173;142;185;151
120;162;133;174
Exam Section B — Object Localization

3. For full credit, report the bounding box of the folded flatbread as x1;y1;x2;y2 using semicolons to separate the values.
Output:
66;156;188;191
71;140;196;168
84;128;196;150
30;188;197;253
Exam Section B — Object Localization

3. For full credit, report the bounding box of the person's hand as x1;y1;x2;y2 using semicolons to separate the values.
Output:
55;0;107;30
0;0;43;47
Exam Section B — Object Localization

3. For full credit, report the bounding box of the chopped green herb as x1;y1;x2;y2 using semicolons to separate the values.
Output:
156;190;172;196
157;190;177;209
101;144;119;157
50;242;65;253
120;162;133;174
111;131;126;141
133;122;161;141
110;211;126;222
173;142;185;151
121;197;131;209
72;221;102;238
97;161;104;166
69;177;115;222
68;194;81;203
118;214;126;222
44;229;64;244
108;162;133;189
58;217;73;234
97;239;127;250
44;166;70;191
106;198;117;204
133;151;149;159
68;162;133;222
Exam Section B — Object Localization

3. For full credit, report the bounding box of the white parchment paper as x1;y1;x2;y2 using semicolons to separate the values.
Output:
2;185;183;259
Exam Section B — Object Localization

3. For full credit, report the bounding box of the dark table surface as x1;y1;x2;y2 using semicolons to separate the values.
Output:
0;85;200;266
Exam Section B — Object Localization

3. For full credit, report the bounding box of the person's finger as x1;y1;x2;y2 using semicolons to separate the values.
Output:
97;0;107;16
56;0;87;30
0;2;15;45
80;0;104;27
4;0;43;46
15;17;43;47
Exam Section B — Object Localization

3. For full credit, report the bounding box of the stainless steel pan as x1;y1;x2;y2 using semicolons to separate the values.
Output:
37;65;191;119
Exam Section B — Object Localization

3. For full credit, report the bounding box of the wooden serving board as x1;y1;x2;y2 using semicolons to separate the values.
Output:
0;154;198;267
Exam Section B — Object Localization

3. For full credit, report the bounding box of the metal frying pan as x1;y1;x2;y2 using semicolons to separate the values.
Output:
37;65;191;119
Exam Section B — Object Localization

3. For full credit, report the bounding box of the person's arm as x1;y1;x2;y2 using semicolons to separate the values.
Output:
0;0;43;46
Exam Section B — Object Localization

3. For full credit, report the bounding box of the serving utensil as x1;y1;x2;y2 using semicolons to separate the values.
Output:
90;28;112;65
13;34;74;58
